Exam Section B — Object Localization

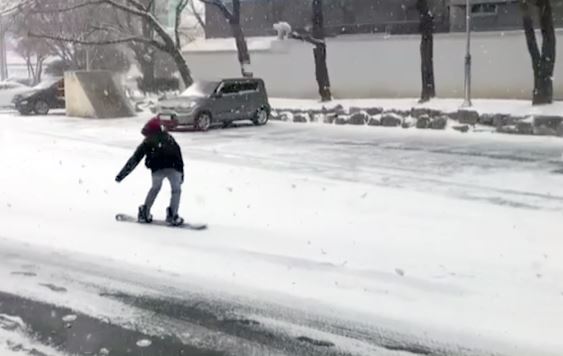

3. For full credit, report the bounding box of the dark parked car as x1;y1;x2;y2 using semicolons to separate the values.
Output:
13;78;65;115
156;78;271;131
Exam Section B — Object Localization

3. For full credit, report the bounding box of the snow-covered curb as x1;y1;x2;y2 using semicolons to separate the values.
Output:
270;98;563;137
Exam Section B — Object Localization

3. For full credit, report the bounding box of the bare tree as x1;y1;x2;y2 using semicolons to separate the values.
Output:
290;0;331;102
189;0;206;32
201;0;252;77
416;0;435;103
26;0;194;87
520;0;556;105
13;36;49;84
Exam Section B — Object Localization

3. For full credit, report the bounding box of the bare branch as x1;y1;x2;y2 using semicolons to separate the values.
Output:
200;0;232;21
175;0;190;47
290;31;324;46
29;0;106;14
190;0;206;30
101;0;149;18
28;31;166;51
124;0;148;13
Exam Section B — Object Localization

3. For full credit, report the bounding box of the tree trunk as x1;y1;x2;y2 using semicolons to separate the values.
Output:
230;21;252;77
139;56;155;86
417;0;435;102
312;0;324;41
133;46;155;93
314;44;331;102
520;0;556;105
312;0;331;101
170;46;194;88
35;57;44;84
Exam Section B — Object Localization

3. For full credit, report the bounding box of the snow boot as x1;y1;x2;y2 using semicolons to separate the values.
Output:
166;207;184;226
138;205;153;223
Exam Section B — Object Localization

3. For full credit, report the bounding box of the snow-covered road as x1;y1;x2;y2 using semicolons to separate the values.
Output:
1;111;563;355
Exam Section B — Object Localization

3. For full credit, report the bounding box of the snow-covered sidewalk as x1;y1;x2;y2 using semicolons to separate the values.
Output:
1;112;563;355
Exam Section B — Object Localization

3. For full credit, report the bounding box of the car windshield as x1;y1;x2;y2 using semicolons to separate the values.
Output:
180;81;218;98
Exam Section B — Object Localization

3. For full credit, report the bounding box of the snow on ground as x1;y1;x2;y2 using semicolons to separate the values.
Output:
271;97;563;116
1;111;563;355
0;314;68;356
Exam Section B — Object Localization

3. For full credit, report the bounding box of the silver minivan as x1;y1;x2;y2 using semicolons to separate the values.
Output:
157;78;271;131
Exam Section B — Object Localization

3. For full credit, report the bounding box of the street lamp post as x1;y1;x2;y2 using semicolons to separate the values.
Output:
0;16;8;81
462;0;472;107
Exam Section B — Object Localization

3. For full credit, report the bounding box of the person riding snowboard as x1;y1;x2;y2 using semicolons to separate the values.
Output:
115;117;185;226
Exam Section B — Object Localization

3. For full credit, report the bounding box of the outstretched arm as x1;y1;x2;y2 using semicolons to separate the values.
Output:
116;143;147;182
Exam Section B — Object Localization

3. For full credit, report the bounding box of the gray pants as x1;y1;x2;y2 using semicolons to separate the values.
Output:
144;169;182;216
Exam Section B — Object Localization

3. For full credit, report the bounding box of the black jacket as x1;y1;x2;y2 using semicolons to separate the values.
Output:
116;132;184;181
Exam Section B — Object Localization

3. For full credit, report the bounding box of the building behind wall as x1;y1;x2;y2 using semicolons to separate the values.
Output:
204;0;563;39
205;0;450;38
449;0;563;32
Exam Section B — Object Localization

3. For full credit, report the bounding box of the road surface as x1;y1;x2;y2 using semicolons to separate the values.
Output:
1;112;562;355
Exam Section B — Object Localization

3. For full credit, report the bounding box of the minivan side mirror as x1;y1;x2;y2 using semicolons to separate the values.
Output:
213;92;223;99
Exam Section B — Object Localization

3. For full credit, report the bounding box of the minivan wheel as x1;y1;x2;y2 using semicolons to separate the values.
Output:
195;112;212;131
253;108;269;126
34;100;50;115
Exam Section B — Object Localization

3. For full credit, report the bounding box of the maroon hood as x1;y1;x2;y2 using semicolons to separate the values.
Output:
141;118;163;137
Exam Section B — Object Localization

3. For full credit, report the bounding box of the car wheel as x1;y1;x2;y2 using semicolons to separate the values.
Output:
34;100;50;115
195;112;212;132
253;108;269;126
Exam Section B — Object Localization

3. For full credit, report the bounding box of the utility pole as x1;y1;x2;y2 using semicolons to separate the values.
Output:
0;15;8;81
462;0;472;107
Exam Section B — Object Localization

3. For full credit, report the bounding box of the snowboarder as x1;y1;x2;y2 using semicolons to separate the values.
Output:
115;117;185;226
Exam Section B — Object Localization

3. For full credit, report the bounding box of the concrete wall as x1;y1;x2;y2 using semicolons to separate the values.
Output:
65;71;135;118
184;30;563;100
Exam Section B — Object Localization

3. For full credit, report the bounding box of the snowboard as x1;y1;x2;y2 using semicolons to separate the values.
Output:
115;213;207;230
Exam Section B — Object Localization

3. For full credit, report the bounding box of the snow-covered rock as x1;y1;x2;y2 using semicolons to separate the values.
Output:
416;114;431;129
493;114;518;128
497;125;519;134
310;113;324;123
411;107;440;119
456;109;480;125
367;115;381;126
453;124;470;133
323;113;337;124
380;113;403;127
430;116;448;130
335;116;348;125
516;118;534;135
270;111;280;120
533;115;563;130
533;125;557;136
347;111;369;125
402;116;416;129
293;113;309;123
365;107;383;116
478;113;496;126
279;111;294;122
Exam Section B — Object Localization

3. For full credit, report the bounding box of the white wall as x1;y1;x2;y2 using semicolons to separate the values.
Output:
184;30;563;100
